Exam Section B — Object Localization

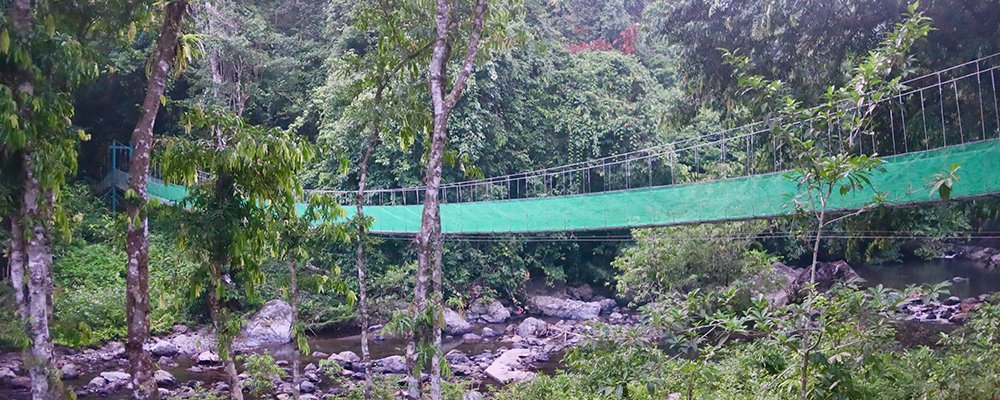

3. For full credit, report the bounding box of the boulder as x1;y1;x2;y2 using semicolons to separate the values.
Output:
60;363;81;380
240;299;294;348
567;284;594;301
481;327;500;338
758;262;800;307
154;370;177;387
484;349;534;384
462;333;482;342
299;380;316;394
95;371;131;391
151;340;179;357
373;355;406;374
793;261;859;293
197;351;221;365
328;351;361;366
529;295;601;320
444;308;473;335
515;317;548;338
0;367;16;381
467;299;511;324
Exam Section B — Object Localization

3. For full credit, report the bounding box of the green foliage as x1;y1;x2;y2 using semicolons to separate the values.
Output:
613;221;774;304
237;351;283;399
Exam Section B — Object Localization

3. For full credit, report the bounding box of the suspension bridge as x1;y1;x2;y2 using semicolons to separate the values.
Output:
98;53;1000;235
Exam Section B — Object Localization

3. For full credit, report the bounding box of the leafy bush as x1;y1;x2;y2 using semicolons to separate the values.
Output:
238;351;282;399
613;221;774;304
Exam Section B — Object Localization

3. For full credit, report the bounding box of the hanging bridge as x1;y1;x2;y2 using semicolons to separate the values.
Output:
99;53;1000;235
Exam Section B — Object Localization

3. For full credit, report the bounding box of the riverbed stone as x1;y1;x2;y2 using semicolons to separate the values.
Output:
485;348;534;383
300;380;316;393
240;299;294;348
444;308;473;335
60;363;81;380
481;326;500;337
515;317;548;338
468;299;512;323
373;355;406;374
155;369;177;387
151;340;179;357
793;260;859;292
197;351;221;365
529;295;601;320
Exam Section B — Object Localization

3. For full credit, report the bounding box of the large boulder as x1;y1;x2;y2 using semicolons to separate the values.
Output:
444;308;473;335
60;363;81;380
240;299;294;348
793;260;859;292
515;317;548;338
484;349;535;384
529;295;601;320
467;299;511;324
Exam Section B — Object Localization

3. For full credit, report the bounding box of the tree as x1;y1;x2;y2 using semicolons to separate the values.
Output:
415;0;492;397
161;108;313;400
123;2;190;399
2;1;133;397
725;5;932;398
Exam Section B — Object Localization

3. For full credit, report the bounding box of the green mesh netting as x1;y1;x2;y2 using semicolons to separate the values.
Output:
146;140;999;234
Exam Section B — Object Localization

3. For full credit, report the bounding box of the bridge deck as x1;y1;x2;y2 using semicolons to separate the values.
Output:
112;140;1000;234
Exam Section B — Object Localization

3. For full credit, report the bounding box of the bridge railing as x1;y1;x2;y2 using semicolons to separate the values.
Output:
315;52;1000;207
105;53;1000;208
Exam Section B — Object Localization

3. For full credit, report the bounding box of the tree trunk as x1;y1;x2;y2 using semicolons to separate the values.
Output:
207;270;244;400
124;3;189;399
20;154;63;400
355;135;378;400
289;258;300;400
413;2;488;398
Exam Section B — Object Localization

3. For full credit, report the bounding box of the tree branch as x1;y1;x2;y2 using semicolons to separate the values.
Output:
443;0;487;111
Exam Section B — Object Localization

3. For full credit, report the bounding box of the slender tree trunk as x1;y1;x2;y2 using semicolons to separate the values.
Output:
207;269;244;400
124;3;189;399
10;2;63;398
20;154;63;400
416;2;487;398
355;84;382;399
289;259;300;400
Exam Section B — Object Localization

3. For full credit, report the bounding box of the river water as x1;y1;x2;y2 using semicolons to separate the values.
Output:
853;259;1000;298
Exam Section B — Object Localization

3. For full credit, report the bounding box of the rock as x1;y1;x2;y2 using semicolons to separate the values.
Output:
300;380;316;394
311;351;329;359
60;363;81;380
462;333;482;342
759;262;800;307
158;356;178;368
300;395;320;400
567;284;595;301
481;327;500;337
172;324;189;334
93;371;131;391
373;355;406;374
11;376;31;390
943;296;962;306
952;276;969;283
529;295;602;320
485;349;534;384
240;299;294;348
0;367;16;381
328;351;361;366
467;299;512;324
516;317;548;338
305;363;317;373
464;391;485;400
598;298;617;313
792;261;859;293
444;308;473;335
197;351;221;365
154;370;177;387
151;340;179;357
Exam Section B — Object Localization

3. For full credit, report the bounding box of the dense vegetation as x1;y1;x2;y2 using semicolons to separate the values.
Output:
3;0;1000;399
